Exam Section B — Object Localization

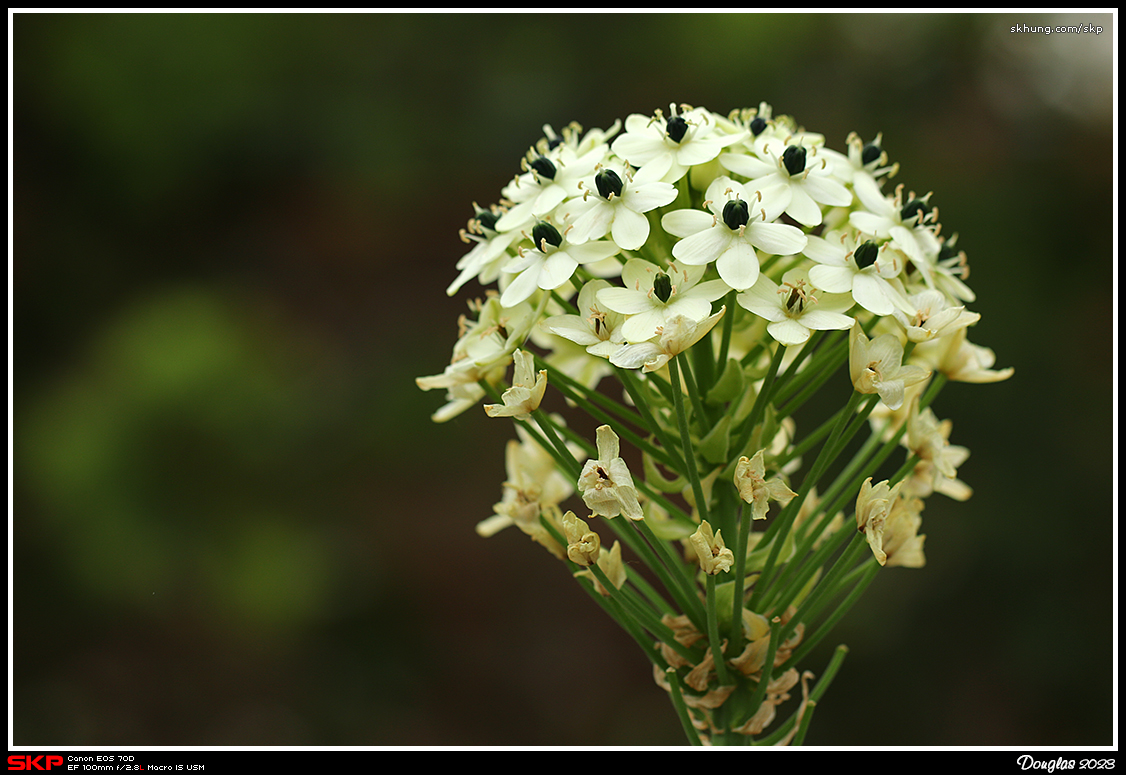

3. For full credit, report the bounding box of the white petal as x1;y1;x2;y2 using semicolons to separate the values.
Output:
611;207;650;251
611;133;664;166
672;226;731;266
786;184;823;226
538;252;579;290
621;309;667;343
715;239;760;291
808;264;854;293
851;273;895;315
598;287;654;315
662;209;714;238
568;240;622;265
802;235;847;266
803;175;853;207
610;342;662;370
568;201;614;244
623;181;677;212
500;266;541;308
799;309;855;331
747;220;807;256
767;318;812;346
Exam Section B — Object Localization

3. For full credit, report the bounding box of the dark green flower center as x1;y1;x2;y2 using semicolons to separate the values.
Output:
853;240;880;270
653;272;673;303
595;168;624;200
722;199;750;231
749;116;768;136
529;156;557;180
782;145;807;176
666;116;689;144
861;142;882;166
474;208;500;233
900;198;930;224
532;221;563;249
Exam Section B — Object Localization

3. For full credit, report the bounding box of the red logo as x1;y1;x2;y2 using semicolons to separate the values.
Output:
7;757;64;771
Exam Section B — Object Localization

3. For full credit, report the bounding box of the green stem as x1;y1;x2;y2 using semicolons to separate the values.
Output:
665;669;704;746
728;503;751;651
716;290;737;371
669;354;710;525
705;574;732;686
731;341;787;459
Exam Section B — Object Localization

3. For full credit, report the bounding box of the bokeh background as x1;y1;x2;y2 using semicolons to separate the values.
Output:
12;12;1115;747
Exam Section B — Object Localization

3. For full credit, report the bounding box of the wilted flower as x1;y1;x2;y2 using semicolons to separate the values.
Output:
578;425;644;520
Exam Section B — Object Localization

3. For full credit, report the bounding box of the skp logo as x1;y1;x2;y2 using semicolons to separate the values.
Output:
8;757;64;771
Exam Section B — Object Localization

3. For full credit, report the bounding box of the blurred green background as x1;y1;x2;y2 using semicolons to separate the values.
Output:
13;12;1114;746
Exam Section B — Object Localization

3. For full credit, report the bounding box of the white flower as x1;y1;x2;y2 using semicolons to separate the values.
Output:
737;269;854;346
597;259;727;343
578;425;644;520
483;349;548;420
848;184;940;272
609;309;725;373
848;323;931;411
611;103;746;185
661;176;807;291
499;220;620;308
447;203;525;296
495;143;608;233
559;162;677;250
539;279;627;359
892;288;980;343
805;229;915;316
719;137;852;227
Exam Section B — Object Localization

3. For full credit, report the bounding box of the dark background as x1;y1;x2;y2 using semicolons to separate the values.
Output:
12;12;1114;747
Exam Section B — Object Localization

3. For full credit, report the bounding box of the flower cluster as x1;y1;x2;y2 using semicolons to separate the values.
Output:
417;103;1011;745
